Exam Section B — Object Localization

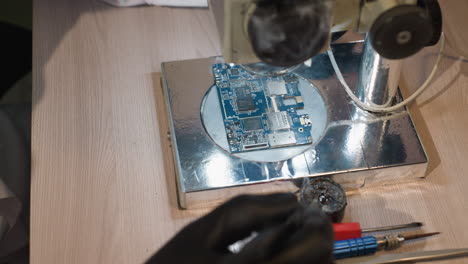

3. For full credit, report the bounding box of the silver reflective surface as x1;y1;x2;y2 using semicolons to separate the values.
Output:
239;62;300;77
357;36;403;107
161;41;427;197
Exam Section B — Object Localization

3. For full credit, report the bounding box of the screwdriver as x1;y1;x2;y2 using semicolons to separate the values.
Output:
333;222;423;241
333;232;440;259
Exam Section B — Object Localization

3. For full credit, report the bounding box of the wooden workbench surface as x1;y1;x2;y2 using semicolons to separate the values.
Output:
32;1;468;263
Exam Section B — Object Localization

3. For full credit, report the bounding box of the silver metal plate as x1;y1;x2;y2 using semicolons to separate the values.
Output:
268;131;297;147
161;42;428;208
267;112;291;131
266;79;288;95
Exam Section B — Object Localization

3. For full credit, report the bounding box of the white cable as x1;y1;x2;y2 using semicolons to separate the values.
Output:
327;33;446;113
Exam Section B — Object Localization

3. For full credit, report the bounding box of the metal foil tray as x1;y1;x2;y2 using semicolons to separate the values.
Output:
161;42;428;209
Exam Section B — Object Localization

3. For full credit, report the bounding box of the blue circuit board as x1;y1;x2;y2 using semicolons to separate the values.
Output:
212;63;313;153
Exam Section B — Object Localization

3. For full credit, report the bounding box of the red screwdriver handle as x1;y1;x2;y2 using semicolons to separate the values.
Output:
333;222;362;241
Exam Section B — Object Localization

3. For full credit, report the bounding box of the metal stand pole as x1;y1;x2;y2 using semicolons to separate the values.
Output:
357;36;403;108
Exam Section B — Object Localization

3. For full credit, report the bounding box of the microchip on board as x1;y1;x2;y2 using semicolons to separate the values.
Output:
235;86;256;112
230;68;240;75
242;117;263;131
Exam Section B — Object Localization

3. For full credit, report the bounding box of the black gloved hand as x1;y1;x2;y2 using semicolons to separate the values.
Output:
147;193;334;264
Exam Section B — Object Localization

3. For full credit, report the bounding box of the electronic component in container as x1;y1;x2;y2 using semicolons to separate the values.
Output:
300;177;348;223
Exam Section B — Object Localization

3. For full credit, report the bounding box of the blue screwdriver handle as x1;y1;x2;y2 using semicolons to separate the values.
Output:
333;236;379;259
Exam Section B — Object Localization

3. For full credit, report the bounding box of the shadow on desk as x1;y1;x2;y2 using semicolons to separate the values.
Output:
400;42;468;180
34;0;112;109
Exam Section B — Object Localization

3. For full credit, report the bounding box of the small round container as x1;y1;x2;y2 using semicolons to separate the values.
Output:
299;177;347;223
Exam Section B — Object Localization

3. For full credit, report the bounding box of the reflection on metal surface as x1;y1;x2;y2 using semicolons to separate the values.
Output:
161;41;428;209
239;62;300;77
357;36;402;107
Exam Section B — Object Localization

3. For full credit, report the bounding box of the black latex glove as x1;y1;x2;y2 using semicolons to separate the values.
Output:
147;193;334;264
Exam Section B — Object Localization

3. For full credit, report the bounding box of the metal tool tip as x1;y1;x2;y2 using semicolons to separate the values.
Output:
362;222;425;233
405;232;440;240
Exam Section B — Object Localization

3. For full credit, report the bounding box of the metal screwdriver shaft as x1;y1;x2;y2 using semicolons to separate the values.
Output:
377;232;440;250
334;232;440;259
403;232;440;241
362;222;423;233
